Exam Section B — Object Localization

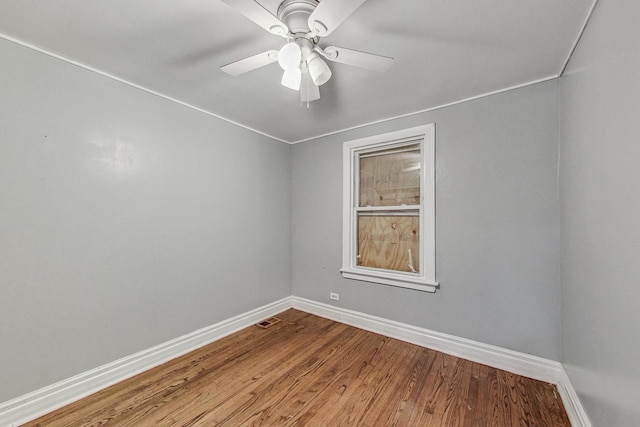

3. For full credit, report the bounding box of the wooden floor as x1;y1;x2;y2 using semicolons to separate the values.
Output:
24;309;570;426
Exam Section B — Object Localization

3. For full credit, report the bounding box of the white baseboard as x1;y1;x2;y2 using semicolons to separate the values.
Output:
291;297;591;427
557;366;593;427
0;297;292;427
292;297;561;382
0;295;590;427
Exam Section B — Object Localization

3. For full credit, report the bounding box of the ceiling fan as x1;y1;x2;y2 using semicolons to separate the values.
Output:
220;0;393;103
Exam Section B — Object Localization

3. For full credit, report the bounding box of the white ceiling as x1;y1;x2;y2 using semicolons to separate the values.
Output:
0;0;595;143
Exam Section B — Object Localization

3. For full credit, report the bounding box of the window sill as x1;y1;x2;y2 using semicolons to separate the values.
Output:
340;269;438;293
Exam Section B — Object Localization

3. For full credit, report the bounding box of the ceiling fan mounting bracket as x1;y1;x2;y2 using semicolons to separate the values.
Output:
277;0;318;36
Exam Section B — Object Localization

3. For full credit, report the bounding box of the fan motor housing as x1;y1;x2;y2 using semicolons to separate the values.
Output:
277;0;318;34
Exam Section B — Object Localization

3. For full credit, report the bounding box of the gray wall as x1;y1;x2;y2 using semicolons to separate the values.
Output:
559;1;640;425
10;4;640;423
291;81;561;360
0;39;291;402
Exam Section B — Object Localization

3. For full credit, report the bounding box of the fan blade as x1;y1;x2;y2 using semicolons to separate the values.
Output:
221;50;279;76
322;46;393;72
308;0;367;37
220;0;289;36
300;71;320;102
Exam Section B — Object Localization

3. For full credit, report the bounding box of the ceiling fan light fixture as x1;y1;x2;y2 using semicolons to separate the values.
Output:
307;53;332;86
281;68;302;91
220;0;394;102
278;42;302;71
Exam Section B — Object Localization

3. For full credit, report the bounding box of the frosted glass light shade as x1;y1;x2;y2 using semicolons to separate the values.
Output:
278;42;302;71
281;68;302;90
307;53;332;86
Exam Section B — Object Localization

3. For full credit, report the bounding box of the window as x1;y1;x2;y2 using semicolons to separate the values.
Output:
341;124;437;292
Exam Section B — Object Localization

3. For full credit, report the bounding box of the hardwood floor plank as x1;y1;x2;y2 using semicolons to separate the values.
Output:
406;351;458;425
462;361;482;427
30;310;318;427
112;314;348;426
197;324;369;425
23;309;571;427
262;338;376;424
276;336;402;426
359;341;422;425
399;349;444;426
308;335;417;426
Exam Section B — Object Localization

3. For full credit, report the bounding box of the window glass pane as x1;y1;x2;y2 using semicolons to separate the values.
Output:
357;213;420;273
359;144;421;207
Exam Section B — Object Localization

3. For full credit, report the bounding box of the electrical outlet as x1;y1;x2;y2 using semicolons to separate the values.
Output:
330;292;340;301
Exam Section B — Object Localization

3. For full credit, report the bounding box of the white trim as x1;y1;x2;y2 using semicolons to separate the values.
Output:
292;297;559;382
1;31;562;146
340;270;437;292
557;367;593;427
559;0;600;76
0;296;591;426
1;30;561;147
290;75;559;144
0;32;289;145
0;297;292;427
342;124;437;292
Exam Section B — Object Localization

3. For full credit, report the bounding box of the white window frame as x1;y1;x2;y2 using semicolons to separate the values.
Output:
341;124;437;293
